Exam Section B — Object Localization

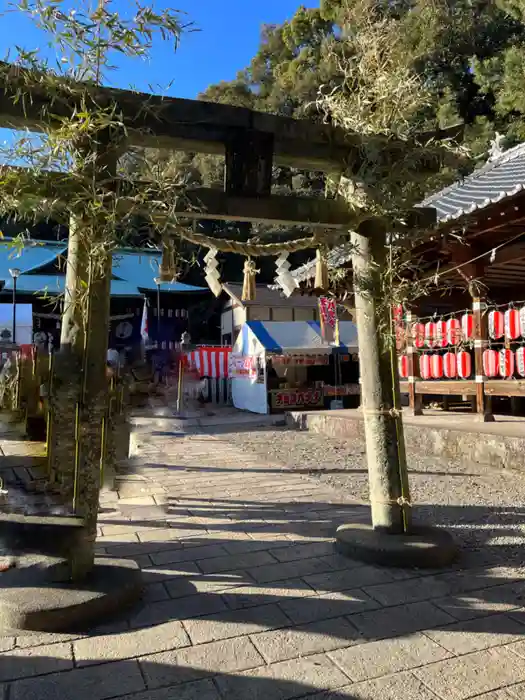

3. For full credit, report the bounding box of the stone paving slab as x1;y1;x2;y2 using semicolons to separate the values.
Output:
183;602;290;645
327;632;451;683
302;671;442;699
6;418;525;699
250;616;360;663
413;646;525;700
140;636;264;689
213;653;351;700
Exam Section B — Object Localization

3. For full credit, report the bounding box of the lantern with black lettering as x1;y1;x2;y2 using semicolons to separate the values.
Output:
488;310;504;340
516;347;525;377
424;321;436;348
499;348;515;378
446;318;461;346
461;313;474;341
412;322;425;349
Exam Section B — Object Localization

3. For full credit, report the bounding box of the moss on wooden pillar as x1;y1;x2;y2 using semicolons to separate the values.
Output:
351;221;411;534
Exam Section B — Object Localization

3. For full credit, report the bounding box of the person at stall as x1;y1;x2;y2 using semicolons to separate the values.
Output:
266;359;281;390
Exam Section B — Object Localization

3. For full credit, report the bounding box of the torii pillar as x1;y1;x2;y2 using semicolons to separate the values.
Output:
335;218;458;568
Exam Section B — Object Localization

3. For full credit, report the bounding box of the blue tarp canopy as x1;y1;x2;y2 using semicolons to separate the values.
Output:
239;321;358;355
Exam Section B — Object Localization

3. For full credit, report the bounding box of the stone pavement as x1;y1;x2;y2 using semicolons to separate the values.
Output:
3;419;525;699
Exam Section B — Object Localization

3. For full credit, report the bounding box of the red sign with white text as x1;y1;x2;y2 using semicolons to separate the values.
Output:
271;389;324;410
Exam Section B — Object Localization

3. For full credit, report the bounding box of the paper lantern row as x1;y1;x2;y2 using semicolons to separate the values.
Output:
410;310;525;349
399;348;525;379
399;352;472;379
482;348;524;378
487;309;524;340
412;317;471;349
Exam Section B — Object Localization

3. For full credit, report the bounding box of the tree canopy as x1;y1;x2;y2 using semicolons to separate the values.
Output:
201;1;525;156
16;0;525;287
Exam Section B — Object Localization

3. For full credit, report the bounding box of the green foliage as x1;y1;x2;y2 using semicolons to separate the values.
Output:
199;0;525;164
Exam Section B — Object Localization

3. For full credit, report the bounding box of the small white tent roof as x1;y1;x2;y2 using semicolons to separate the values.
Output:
235;321;358;356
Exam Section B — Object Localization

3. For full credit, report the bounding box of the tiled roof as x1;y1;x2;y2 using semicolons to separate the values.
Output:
112;250;206;293
288;244;353;284
289;143;525;283
0;241;67;280
420;142;525;222
0;240;207;296
2;275;143;297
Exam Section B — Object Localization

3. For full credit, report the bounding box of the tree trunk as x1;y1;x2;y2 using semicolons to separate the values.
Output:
47;214;86;496
71;251;112;578
46;132;119;579
351;223;411;534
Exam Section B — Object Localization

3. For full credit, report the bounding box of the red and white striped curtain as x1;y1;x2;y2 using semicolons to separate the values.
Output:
186;346;232;378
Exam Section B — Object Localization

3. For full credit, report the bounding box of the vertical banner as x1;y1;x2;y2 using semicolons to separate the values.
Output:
319;297;337;344
140;297;149;345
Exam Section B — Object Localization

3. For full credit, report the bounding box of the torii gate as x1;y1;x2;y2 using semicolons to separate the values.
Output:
0;59;455;630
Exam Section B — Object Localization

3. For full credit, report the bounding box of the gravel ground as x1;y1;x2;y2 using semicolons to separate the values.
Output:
224;425;525;561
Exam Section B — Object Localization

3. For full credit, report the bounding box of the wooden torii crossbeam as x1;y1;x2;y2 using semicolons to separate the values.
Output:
0;60;460;228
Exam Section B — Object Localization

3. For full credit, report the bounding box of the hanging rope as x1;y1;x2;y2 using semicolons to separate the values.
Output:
169;225;322;257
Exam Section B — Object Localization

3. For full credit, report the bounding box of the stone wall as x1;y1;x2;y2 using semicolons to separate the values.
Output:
286;410;525;472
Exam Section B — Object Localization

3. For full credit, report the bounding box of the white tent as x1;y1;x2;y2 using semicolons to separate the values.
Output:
0;304;33;346
230;320;359;414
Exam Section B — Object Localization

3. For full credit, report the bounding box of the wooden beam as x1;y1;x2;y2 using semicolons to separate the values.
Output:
1;166;439;231
415;381;477;396
436;238;525;281
484;380;525;397
158;188;353;229
0;61;464;174
0;167;354;228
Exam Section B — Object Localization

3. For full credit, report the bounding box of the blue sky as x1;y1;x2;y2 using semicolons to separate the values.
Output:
0;1;318;99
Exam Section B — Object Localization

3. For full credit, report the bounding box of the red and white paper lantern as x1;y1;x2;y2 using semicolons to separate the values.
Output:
425;321;437;348
457;351;472;379
461;313;474;341
446;318;461;346
483;348;499;378
395;326;405;351
430;354;444;379
488;310;504;340
393;304;403;324
419;354;431;380
520;307;525;338
505;309;521;340
443;352;457;378
434;320;447;348
412;323;425;349
499;348;515;378
516;347;525;377
399;355;409;379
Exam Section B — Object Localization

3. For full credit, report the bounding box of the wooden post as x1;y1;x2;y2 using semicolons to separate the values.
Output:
404;310;422;416
472;296;494;422
351;222;411;534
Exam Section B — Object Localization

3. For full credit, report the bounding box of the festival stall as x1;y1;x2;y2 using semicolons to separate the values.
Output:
230;320;359;414
185;345;232;404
